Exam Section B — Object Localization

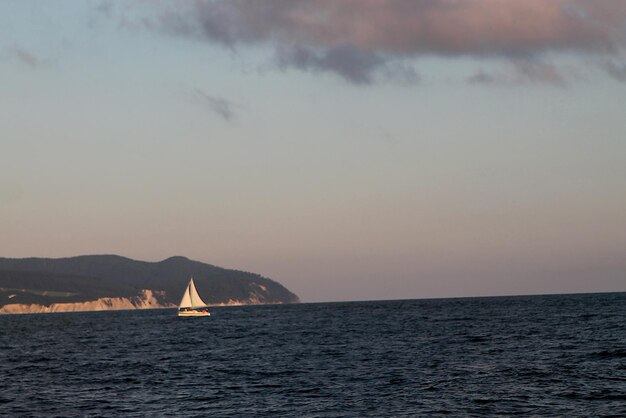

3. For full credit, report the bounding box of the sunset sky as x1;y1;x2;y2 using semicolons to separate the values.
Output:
1;1;625;301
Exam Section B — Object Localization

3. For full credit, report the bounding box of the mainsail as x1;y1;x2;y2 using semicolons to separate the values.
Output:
178;277;208;308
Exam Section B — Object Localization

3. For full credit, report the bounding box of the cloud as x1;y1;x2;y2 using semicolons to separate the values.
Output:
3;47;55;69
185;0;626;55
602;59;626;82
468;60;573;86
273;45;419;84
95;1;114;17
13;48;41;68
467;70;499;85
275;45;384;84
377;127;401;146
192;89;238;121
134;1;626;84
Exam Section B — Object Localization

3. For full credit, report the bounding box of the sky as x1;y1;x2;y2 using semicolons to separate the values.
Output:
1;0;625;302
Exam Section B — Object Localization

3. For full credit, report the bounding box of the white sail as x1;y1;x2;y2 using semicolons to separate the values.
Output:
188;278;208;308
179;284;193;308
178;277;208;309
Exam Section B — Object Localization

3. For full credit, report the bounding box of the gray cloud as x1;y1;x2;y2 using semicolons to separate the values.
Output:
95;1;114;17
468;60;573;87
192;89;237;121
13;48;41;68
467;70;499;85
275;45;384;84
602;60;626;82
3;46;56;69
125;1;626;84
513;61;570;86
273;45;420;84
377;127;401;146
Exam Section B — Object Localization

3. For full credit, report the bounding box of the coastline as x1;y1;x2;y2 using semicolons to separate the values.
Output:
0;289;173;315
0;291;292;315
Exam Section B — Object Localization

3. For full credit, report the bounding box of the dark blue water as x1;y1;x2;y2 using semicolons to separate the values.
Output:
1;293;625;417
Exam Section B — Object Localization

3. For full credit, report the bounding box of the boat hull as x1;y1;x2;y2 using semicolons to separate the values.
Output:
177;310;210;317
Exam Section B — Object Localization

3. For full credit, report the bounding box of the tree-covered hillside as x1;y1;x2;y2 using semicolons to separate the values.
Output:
0;255;299;308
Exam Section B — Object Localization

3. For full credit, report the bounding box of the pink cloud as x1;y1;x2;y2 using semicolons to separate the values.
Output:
147;0;626;83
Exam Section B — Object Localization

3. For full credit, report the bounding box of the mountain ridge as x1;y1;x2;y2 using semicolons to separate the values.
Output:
0;255;299;313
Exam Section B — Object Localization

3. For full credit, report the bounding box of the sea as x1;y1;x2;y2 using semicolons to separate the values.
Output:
1;292;625;417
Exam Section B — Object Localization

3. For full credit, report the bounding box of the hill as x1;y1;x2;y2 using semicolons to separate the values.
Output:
0;255;299;313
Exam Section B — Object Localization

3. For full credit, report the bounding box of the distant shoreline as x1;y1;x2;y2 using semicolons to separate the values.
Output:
0;293;296;315
3;291;624;315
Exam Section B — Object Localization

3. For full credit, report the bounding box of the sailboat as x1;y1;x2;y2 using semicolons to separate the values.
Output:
178;277;211;317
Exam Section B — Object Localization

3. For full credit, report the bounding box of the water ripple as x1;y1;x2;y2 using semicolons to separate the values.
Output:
1;293;625;416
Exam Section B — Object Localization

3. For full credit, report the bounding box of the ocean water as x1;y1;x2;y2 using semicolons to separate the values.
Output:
1;293;625;417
